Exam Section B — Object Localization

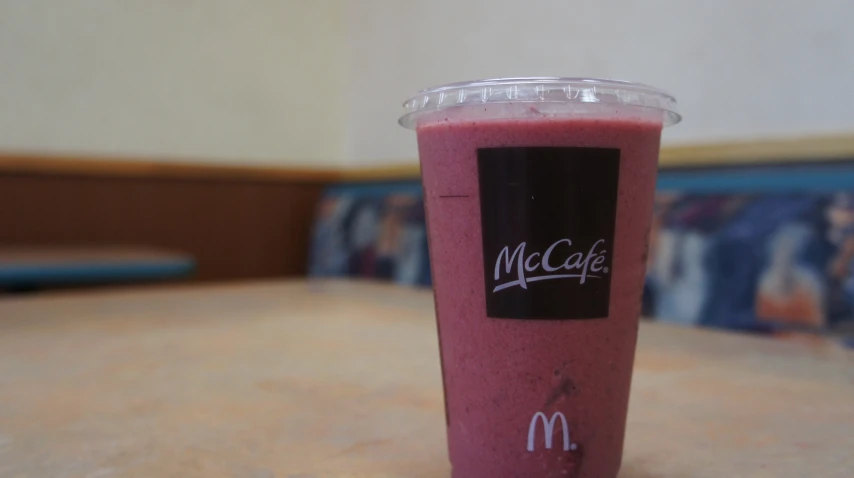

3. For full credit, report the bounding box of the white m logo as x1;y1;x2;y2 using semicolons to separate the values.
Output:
526;411;574;452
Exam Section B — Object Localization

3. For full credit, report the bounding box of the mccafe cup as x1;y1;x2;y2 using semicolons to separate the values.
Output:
400;78;680;477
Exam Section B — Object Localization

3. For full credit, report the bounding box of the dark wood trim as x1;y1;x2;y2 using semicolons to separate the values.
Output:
3;133;853;183
0;152;341;183
2;132;852;286
337;164;422;181
0;166;327;283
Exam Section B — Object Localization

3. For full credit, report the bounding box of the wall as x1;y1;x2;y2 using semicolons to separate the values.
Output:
343;0;854;165
0;0;345;167
2;1;852;168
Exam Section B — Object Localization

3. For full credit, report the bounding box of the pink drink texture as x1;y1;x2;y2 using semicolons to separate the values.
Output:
416;116;663;477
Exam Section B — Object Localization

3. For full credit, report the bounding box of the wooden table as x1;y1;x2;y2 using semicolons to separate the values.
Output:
0;281;852;477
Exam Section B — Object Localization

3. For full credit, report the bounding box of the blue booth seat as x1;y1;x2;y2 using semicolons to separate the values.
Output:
309;163;854;347
0;247;195;291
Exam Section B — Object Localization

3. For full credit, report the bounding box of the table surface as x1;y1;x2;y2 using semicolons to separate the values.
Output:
0;280;852;478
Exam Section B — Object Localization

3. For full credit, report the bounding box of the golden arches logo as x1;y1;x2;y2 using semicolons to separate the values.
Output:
526;411;577;452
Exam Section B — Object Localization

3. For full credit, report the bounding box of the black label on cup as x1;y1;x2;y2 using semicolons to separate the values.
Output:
478;147;620;319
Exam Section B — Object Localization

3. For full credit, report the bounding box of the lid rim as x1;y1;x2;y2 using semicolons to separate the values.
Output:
399;77;680;130
412;77;676;101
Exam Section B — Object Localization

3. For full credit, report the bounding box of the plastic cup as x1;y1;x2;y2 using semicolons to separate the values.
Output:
399;77;680;477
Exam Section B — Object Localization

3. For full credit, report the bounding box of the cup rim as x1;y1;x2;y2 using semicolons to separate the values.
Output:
399;77;681;130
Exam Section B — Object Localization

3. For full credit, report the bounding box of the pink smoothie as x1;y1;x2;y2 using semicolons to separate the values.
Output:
416;116;663;477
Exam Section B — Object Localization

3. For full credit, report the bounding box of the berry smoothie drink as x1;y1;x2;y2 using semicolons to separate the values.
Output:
399;78;680;478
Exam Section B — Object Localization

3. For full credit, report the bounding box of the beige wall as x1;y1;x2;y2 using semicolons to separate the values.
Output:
343;0;854;165
0;0;345;167
3;1;853;168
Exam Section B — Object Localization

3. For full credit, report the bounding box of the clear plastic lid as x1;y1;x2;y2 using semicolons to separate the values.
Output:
399;77;680;130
